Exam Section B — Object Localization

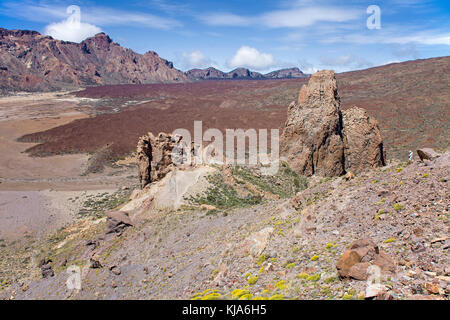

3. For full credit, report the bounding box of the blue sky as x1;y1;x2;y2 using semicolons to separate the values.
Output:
1;0;449;73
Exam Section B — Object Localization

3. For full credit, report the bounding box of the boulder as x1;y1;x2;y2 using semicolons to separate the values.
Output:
41;263;54;279
105;210;133;226
280;70;345;177
238;227;274;258
335;250;361;277
342;106;385;173
336;239;395;280
344;171;355;180
417;148;441;161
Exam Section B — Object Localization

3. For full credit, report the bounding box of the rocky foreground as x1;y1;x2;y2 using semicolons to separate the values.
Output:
0;149;448;300
0;71;448;300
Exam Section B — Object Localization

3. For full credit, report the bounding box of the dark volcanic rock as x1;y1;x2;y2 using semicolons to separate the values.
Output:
227;67;264;79
417;148;441;161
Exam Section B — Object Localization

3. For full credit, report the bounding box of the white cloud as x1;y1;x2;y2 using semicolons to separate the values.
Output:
45;21;101;43
228;46;276;70
261;7;360;28
199;6;360;28
43;5;101;43
320;54;373;70
0;2;181;30
298;59;318;74
180;50;214;69
387;33;450;45
322;30;450;46
85;10;181;29
198;13;252;26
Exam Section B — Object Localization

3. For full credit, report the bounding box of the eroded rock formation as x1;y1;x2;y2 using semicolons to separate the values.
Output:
281;70;385;176
137;132;183;189
136;132;200;189
280;70;345;177
342;106;385;173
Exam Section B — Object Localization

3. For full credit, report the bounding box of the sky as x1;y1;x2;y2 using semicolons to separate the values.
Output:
0;0;449;73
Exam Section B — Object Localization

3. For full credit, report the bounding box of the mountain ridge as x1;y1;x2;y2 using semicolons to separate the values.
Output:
0;28;188;93
0;28;311;93
185;66;309;81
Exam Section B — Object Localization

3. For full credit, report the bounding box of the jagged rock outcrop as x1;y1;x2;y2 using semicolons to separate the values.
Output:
280;70;345;177
342;106;385;173
281;70;385;177
0;28;188;93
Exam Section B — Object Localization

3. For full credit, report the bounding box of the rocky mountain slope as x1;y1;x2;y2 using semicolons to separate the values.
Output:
185;67;308;81
1;142;448;300
264;68;308;79
0;28;187;93
1;70;447;300
0;27;308;93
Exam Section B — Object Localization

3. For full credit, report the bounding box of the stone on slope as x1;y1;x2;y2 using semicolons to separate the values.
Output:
105;210;133;226
336;239;395;280
342;106;385;173
280;70;345;177
417;148;441;161
238;227;274;258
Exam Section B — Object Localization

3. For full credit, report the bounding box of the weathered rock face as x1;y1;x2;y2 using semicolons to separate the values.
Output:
342;106;385;173
137;132;183;189
281;70;385;176
280;70;345;177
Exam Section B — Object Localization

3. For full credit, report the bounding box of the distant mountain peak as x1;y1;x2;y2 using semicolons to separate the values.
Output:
185;66;309;81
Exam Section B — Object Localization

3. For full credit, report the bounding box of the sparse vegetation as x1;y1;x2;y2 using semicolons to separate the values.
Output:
188;173;262;209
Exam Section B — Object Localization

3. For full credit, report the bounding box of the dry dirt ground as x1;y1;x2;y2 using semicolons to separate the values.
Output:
0;91;137;243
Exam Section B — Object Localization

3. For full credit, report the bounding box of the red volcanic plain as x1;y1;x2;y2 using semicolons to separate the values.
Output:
20;56;450;161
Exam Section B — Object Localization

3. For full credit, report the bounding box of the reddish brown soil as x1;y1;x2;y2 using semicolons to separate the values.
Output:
20;56;450;160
